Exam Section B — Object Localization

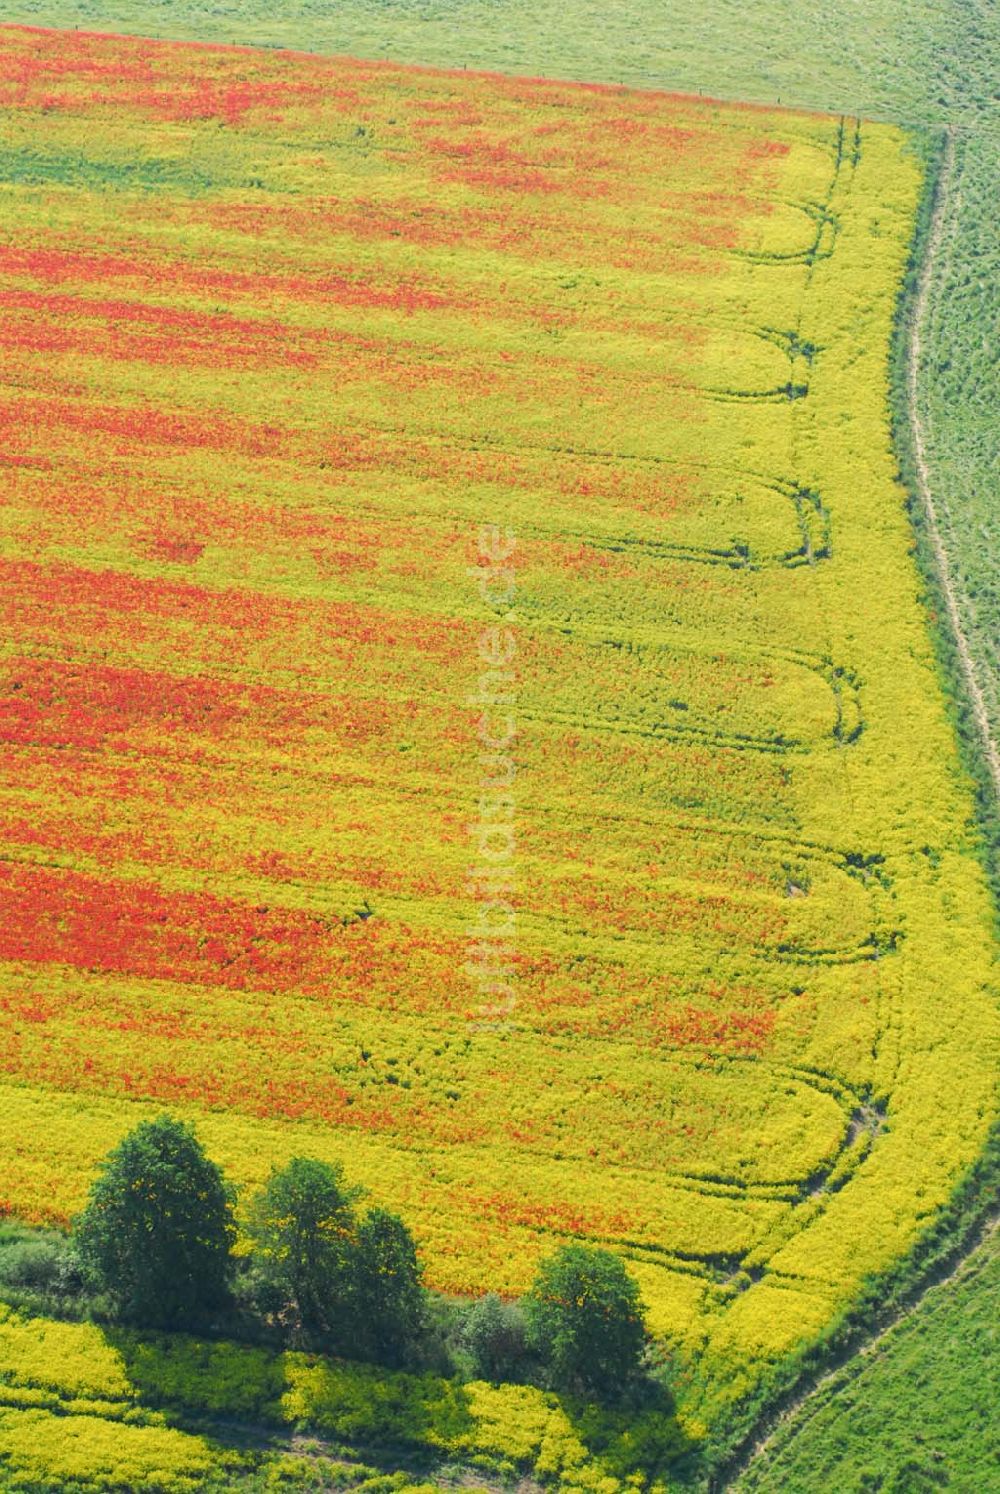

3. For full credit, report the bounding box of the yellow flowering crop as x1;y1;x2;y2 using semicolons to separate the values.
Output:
0;22;994;1448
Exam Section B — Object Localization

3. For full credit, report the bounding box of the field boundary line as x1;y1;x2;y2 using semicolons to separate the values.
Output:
726;1215;999;1487
907;127;1000;798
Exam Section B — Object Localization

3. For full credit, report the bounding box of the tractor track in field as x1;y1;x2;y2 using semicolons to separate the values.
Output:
721;1215;999;1489
907;127;1000;797
715;124;1000;1494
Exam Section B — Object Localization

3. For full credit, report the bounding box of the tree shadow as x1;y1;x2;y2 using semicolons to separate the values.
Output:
552;1378;703;1487
96;1325;702;1487
100;1323;480;1479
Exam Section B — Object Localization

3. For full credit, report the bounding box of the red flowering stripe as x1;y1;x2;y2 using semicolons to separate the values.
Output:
461;1190;640;1239
0;730;836;980
0;619;838;762
0;241;543;327
0;861;340;992
1;330;704;451
195;193;755;274
0;562;835;778
0;289;324;372
0;561;470;681
0;657;464;752
0;403;712;550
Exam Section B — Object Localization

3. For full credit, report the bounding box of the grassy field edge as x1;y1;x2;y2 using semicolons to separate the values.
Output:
889;130;1000;900
706;1125;999;1487
731;1221;999;1490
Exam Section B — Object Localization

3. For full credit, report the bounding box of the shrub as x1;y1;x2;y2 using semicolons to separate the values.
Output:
459;1294;530;1383
0;1235;70;1292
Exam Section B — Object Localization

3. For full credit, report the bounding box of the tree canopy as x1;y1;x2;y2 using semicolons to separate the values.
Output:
246;1155;362;1348
523;1244;648;1398
75;1114;236;1328
246;1158;426;1365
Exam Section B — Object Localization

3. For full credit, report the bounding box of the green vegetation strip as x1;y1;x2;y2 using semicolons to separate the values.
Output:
735;1227;999;1492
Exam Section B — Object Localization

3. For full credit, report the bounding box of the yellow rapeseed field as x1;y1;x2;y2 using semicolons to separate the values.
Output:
0;24;995;1458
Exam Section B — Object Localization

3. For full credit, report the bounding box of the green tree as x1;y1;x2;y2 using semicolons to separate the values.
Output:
351;1206;428;1368
246;1156;362;1348
523;1244;648;1398
74;1114;236;1328
460;1292;529;1382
